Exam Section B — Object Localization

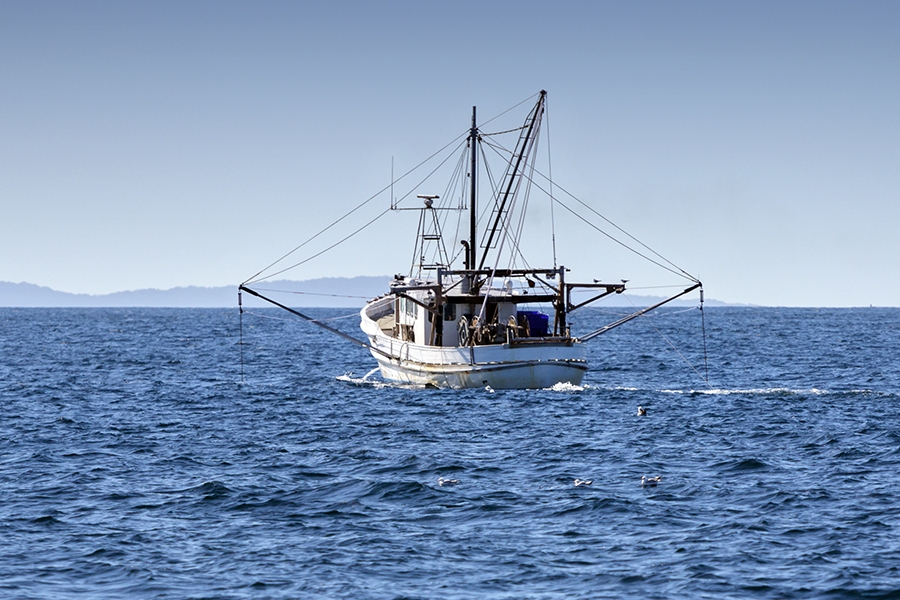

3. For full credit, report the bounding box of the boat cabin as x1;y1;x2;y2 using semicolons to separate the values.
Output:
379;270;566;348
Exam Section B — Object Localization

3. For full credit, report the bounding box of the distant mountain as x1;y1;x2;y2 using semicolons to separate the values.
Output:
0;277;391;308
0;278;730;308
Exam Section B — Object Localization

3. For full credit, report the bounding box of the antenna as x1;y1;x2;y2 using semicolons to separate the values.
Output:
417;194;439;208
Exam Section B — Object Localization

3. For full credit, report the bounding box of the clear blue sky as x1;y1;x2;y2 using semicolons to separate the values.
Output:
2;1;898;306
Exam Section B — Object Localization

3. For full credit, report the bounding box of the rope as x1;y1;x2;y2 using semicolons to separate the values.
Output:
700;289;710;382
243;134;469;286
241;309;299;322
538;173;699;283
479;139;535;271
240;286;395;360
625;294;712;389
523;173;696;282
251;287;372;299
481;124;528;137
482;136;698;283
251;207;391;281
477;102;545;320
583;302;699;318
476;92;541;130
242;308;360;322
238;290;244;383
507;122;540;272
621;284;692;290
661;306;700;316
546;100;558;270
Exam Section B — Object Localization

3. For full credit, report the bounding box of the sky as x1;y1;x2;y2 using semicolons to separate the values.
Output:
1;1;898;306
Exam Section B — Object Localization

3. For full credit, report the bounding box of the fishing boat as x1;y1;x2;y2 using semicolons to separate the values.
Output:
240;91;703;389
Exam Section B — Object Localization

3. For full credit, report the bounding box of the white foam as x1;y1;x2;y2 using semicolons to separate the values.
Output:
603;385;836;396
544;382;586;392
335;369;427;390
335;373;390;389
692;387;831;396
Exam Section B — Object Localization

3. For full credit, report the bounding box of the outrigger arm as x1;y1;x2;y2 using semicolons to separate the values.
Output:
238;285;395;360
579;282;703;342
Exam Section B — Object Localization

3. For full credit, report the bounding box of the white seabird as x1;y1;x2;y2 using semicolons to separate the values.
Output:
574;479;593;487
637;406;647;416
641;475;662;486
438;477;460;486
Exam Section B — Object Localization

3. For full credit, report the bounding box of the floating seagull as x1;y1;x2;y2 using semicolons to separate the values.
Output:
641;475;662;486
574;479;593;487
438;477;459;487
637;406;647;416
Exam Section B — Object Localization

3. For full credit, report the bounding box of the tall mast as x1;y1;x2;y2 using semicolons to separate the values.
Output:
477;91;545;271
469;106;477;275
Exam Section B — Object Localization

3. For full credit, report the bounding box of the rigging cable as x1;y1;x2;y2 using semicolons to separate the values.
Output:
238;290;244;384
476;150;522;322
509;122;541;272
485;127;699;283
515;170;698;283
480;124;529;137
241;308;360;322
243;135;469;286
476;114;544;322
434;148;469;266
478;138;539;272
256;207;393;282
533;171;699;283
239;286;394;360
476;92;542;131
249;287;373;299
625;294;712;389
546;100;558;270
700;288;710;383
443;145;479;267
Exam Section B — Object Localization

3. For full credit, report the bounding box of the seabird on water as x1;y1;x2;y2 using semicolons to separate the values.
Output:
641;475;662;486
637;406;647;416
574;479;593;487
438;477;459;486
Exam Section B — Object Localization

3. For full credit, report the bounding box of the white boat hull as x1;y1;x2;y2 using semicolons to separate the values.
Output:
373;351;587;389
361;300;586;389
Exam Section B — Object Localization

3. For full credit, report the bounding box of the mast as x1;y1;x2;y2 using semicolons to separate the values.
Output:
469;106;477;278
478;91;546;271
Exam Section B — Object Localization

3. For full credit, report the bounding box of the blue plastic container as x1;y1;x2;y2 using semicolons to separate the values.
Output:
517;310;549;337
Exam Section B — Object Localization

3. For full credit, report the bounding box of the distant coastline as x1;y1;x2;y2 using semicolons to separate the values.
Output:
0;278;389;308
0;278;738;308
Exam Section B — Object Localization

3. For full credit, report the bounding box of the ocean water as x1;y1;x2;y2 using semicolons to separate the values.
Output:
1;306;899;599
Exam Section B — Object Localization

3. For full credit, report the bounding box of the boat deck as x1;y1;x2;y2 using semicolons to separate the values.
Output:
376;314;394;336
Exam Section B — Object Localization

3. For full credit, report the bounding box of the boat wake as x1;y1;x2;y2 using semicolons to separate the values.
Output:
608;385;859;396
663;387;831;396
335;369;428;390
543;382;587;393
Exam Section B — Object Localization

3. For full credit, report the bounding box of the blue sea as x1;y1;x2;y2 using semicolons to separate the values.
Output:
1;306;899;599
